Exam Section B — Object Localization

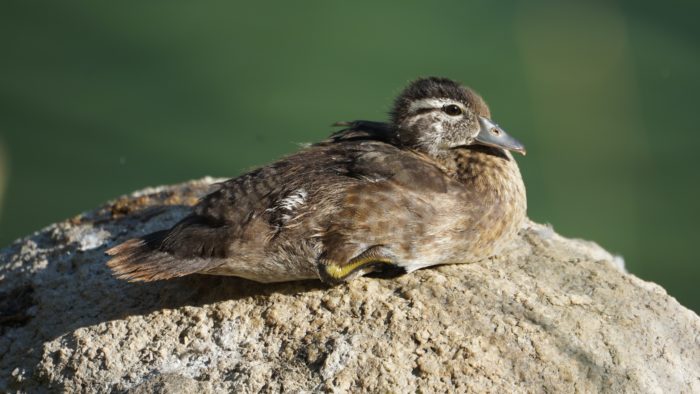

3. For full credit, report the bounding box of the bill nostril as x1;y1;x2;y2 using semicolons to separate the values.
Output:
491;128;501;136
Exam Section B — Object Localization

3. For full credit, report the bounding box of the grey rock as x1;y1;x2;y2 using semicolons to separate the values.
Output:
0;177;698;393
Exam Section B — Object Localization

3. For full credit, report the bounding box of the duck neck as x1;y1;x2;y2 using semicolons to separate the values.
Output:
448;145;527;209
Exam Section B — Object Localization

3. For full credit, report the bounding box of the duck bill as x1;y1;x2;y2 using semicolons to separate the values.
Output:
475;116;526;155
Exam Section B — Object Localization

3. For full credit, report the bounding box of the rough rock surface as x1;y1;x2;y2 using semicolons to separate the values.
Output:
0;177;698;393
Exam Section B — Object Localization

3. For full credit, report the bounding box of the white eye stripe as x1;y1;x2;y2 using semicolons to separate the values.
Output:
408;98;465;113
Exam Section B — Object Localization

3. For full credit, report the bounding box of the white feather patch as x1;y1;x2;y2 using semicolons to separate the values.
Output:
278;189;307;211
267;188;308;222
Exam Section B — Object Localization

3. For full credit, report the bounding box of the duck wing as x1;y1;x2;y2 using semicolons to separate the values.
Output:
325;120;396;144
107;121;448;282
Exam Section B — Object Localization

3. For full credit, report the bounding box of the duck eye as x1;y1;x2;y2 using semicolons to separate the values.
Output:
442;104;462;116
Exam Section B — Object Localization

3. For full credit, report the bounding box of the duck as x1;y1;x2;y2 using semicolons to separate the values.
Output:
107;77;527;284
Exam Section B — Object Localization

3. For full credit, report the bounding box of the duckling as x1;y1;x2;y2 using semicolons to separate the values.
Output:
107;77;527;284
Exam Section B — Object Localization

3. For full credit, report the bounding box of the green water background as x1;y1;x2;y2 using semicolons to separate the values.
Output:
1;1;698;312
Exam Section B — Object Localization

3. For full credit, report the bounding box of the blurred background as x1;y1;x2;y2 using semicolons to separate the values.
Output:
0;1;698;312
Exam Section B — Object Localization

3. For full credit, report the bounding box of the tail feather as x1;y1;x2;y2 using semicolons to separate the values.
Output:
106;231;214;282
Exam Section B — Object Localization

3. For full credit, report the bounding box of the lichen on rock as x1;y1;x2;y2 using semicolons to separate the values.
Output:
0;177;698;393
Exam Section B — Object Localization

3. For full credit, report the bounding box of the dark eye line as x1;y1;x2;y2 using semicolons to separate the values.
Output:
413;107;441;115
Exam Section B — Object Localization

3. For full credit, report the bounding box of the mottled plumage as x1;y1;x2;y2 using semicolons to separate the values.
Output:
107;77;527;284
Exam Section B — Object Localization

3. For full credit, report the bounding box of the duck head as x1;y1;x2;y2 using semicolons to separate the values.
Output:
391;77;526;156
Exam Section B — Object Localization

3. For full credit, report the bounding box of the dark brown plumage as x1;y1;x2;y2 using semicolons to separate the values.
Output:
107;77;527;284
